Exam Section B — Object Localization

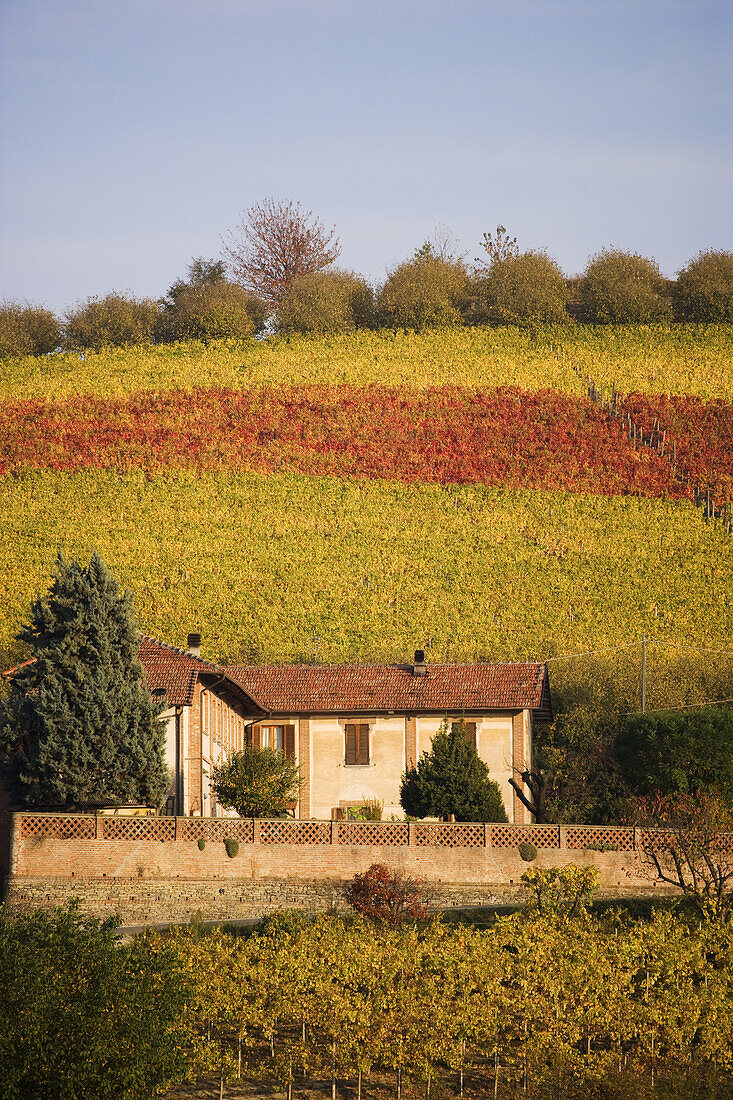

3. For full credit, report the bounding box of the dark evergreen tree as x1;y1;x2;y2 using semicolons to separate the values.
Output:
400;719;508;822
0;552;168;809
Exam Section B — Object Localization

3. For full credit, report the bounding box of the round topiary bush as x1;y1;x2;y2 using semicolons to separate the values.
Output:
197;836;206;851
674;250;733;322
469;250;569;328
156;282;265;343
224;837;239;858
379;256;470;330
579;249;673;324
276;269;374;334
518;841;538;862
64;292;159;350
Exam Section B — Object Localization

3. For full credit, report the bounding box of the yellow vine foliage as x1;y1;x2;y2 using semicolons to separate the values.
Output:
1;324;731;401
1;469;731;712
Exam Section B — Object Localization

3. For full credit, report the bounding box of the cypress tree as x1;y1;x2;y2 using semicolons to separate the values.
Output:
400;719;508;822
0;552;168;810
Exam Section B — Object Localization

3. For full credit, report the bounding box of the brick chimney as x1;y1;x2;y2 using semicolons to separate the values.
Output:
412;649;427;676
187;632;201;658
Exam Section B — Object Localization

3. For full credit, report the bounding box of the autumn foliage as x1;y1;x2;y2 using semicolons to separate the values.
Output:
345;863;429;926
3;383;726;503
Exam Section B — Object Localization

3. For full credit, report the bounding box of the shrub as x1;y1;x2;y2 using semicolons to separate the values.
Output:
276;269;374;334
378;255;470;330
64;292;159;350
470;250;569;328
518;841;537;862
224;837;239;858
212;744;301;818
400;719;508;822
521;865;599;916
156;282;266;343
345;863;429;926
197;836;206;851
0;301;61;359
674;250;733;322
0;903;190;1098
615;706;733;802
579;249;673;324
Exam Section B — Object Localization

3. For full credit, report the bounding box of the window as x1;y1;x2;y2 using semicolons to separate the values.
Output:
452;720;477;751
259;724;296;759
345;723;370;765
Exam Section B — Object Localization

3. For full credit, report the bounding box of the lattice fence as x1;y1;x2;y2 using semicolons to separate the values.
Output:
489;825;560;849
260;820;332;845
101;817;176;842
20;815;95;840
337;821;409;846
565;826;635;851
180;819;254;843
415;823;485;847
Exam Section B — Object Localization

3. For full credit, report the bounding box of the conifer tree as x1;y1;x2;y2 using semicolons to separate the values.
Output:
0;552;168;809
400;719;508;822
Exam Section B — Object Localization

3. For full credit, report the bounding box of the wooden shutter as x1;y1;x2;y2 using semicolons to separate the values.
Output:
251;724;262;750
345;724;357;765
284;724;296;760
453;720;477;751
357;723;370;765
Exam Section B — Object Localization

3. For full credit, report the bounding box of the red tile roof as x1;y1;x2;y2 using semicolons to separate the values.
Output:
226;661;552;720
132;637;264;711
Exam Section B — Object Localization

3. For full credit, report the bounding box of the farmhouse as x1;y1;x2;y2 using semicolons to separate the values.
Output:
144;634;552;823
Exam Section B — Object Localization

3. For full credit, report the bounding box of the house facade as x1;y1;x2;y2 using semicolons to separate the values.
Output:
145;637;552;823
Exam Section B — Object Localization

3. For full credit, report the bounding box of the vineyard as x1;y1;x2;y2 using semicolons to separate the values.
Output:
156;911;733;1099
1;324;731;402
1;324;732;739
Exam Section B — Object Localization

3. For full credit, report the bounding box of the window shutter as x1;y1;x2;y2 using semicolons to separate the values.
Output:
357;723;370;765
345;724;357;765
284;724;296;760
252;724;262;750
465;722;477;751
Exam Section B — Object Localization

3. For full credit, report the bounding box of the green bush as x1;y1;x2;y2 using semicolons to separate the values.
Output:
470;250;569;328
276;269;374;334
224;837;239;858
378;256;470;330
0;903;190;1099
197;836;206;851
615;706;733;802
64;292;159;350
579;249;673;324
156;282;266;343
674;250;733;322
0;301;61;360
518;841;537;861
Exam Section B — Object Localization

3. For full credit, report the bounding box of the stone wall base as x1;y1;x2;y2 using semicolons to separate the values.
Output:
1;876;674;926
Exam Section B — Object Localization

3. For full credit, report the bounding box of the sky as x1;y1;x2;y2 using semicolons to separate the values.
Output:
1;0;731;314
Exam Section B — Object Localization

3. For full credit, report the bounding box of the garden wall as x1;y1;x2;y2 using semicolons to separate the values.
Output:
2;813;674;925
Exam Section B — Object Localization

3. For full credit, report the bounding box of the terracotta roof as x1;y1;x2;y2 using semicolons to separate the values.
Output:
135;635;229;706
226;661;552;720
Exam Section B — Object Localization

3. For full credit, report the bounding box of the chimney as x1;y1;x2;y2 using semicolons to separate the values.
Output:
187;632;201;658
412;649;427;676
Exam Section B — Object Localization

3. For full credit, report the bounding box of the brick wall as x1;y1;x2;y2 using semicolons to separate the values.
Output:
1;812;676;923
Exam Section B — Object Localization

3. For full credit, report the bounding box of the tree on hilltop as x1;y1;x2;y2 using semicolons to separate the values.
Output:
0;552;168;810
222;198;341;305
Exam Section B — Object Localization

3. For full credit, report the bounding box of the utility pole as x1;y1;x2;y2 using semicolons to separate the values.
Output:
641;634;647;713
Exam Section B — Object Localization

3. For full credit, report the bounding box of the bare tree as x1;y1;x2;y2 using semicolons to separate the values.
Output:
509;763;549;823
636;793;733;920
222;198;341;305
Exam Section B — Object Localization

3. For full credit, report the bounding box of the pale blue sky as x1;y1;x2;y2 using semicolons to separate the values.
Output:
1;0;731;313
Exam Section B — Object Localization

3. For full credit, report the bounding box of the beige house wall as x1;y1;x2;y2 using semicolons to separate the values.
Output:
299;711;523;822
